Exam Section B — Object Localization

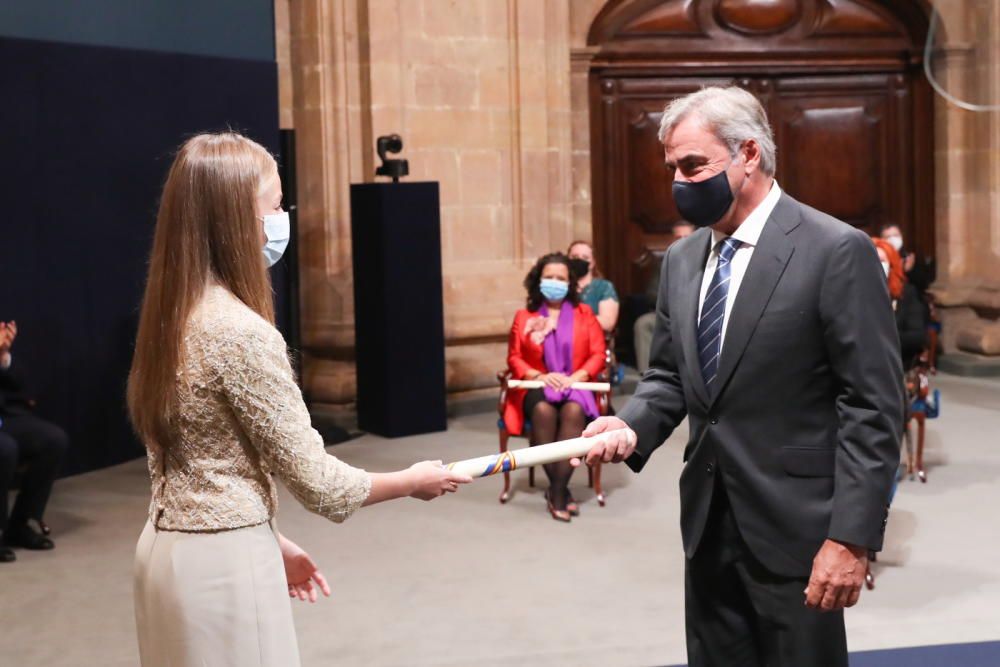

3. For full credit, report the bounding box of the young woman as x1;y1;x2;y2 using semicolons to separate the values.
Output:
504;253;606;521
128;132;470;667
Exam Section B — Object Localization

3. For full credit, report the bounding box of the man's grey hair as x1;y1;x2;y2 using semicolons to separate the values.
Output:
658;86;777;176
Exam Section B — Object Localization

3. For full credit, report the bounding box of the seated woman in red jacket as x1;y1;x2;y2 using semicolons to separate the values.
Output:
504;252;606;522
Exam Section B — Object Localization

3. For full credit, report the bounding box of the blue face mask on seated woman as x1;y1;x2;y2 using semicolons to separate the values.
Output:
540;278;569;302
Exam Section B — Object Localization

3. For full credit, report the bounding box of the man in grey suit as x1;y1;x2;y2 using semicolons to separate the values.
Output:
579;87;902;666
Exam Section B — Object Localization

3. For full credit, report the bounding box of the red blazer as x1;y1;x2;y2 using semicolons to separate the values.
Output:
503;304;606;436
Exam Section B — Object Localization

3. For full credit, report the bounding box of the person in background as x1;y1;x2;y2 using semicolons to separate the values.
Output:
567;240;619;333
872;237;928;367
0;320;69;562
504;252;606;521
580;86;901;667
880;223;935;294
634;221;695;373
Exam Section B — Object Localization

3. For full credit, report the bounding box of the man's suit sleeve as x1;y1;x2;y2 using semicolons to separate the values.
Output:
819;229;903;551
619;244;688;473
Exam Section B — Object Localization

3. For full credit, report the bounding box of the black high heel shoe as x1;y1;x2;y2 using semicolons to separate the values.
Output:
2;523;54;550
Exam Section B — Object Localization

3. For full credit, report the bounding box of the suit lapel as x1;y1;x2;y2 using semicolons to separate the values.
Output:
710;194;800;407
679;230;712;407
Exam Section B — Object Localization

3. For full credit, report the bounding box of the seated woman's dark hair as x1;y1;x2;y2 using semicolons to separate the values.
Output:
523;252;580;312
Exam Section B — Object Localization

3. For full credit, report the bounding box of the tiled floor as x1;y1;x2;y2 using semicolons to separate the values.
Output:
1;373;998;666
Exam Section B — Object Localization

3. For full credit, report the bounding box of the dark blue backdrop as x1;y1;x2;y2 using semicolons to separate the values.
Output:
0;29;285;475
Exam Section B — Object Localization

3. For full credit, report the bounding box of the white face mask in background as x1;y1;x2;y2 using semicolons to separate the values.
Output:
885;234;903;252
261;211;290;267
881;261;890;278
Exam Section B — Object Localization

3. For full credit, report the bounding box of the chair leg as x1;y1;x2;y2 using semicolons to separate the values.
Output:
499;429;511;504
587;464;594;488
903;420;915;481
915;412;927;483
592;462;606;506
529;466;535;488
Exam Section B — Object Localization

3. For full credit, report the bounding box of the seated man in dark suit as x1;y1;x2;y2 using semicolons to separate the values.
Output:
0;321;68;562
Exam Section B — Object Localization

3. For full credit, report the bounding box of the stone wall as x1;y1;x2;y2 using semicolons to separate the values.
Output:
274;0;1000;409
928;0;1000;356
277;0;584;408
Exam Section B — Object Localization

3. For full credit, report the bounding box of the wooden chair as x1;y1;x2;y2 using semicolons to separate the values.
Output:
903;352;940;483
495;369;611;506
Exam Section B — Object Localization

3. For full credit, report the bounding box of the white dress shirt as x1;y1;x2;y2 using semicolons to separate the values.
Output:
697;181;783;352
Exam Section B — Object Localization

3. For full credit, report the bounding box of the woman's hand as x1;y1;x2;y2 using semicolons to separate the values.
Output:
407;461;473;501
0;321;16;354
539;373;571;390
278;533;331;603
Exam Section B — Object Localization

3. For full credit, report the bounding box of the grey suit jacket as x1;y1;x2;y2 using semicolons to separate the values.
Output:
620;192;903;577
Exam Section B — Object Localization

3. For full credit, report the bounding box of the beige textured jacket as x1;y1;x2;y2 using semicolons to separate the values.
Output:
146;283;372;531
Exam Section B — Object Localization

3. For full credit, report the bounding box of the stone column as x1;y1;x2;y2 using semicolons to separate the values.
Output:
931;0;1000;366
280;0;578;409
282;0;372;407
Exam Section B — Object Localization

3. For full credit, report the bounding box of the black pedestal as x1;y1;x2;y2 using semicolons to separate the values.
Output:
350;182;447;437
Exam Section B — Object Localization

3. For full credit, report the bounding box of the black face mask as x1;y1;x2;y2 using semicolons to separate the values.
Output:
671;168;735;228
568;258;590;279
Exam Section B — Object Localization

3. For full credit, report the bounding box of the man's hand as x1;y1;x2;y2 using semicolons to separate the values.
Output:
805;539;868;611
570;416;637;467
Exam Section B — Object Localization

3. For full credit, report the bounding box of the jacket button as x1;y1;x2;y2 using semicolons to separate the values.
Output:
710;417;718;425
706;463;714;474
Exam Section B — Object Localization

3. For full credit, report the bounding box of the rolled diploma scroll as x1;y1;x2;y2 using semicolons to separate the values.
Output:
506;379;610;392
446;432;619;479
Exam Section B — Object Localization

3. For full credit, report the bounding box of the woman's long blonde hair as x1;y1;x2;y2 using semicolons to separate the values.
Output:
128;132;277;453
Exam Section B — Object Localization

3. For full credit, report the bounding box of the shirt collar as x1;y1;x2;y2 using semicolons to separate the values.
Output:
711;180;782;249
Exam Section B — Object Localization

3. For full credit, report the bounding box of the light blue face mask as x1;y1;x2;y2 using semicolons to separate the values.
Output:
540;278;569;302
261;211;290;267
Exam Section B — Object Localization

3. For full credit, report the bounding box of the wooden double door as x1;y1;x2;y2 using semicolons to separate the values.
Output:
591;73;933;298
587;0;934;301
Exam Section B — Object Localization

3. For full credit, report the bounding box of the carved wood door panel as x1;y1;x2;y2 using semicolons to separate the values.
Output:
593;76;734;298
770;74;912;232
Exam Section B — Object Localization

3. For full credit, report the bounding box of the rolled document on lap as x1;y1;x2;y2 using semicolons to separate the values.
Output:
446;432;620;478
506;379;610;392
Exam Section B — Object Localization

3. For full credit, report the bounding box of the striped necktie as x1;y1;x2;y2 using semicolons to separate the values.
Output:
698;237;742;392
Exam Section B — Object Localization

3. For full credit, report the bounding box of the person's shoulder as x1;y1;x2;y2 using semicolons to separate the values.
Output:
575;302;599;320
594;277;618;296
188;284;281;352
510;307;534;328
784;195;870;250
670;228;710;255
512;307;534;320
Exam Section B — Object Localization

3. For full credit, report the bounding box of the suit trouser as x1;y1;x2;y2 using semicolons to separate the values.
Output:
0;410;69;532
634;312;656;373
685;479;848;667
